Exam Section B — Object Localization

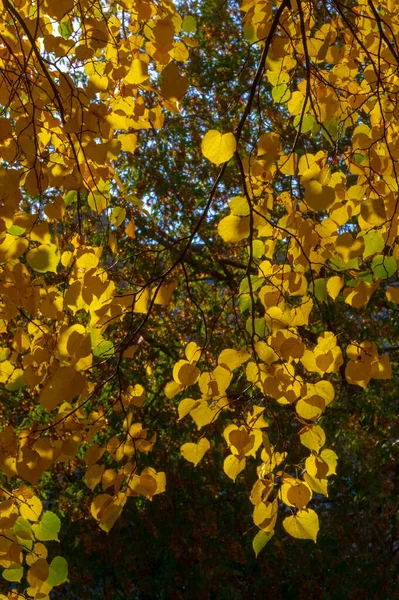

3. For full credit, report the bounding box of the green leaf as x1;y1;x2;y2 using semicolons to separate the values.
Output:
182;15;196;33
47;556;68;587
354;153;366;164
294;114;316;134
2;563;23;582
361;230;385;259
371;255;396;280
239;276;264;294
33;511;61;542
58;20;73;39
272;83;290;104
64;190;77;206
253;529;274;557
246;317;268;339
7;224;25;236
238;293;252;313
92;339;114;358
310;278;328;302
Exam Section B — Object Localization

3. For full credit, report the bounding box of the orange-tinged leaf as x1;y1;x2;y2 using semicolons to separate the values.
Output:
181;437;210;466
386;285;399;303
201;130;236;165
282;509;319;542
125;219;136;239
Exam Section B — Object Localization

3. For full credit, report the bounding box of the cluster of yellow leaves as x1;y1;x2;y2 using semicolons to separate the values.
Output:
0;0;194;590
193;0;399;553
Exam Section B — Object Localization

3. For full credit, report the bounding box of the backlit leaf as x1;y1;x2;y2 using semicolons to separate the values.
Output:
282;509;319;542
201;130;236;165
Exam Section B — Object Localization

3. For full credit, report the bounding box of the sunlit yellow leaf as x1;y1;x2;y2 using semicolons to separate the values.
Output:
125;58;149;85
201;130;236;165
326;275;344;300
218;214;250;243
181;437;210;466
299;425;326;452
280;479;312;509
19;496;43;522
223;454;246;481
282;508;319;542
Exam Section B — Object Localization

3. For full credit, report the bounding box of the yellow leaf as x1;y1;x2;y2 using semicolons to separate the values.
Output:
326;275;344;300
134;288;149;313
185;341;201;362
218;348;250;370
223;454;246;481
160;62;188;101
282;508;319;542
125;58;148;85
201;130;236;165
303;473;328;496
26;244;60;273
253;499;278;530
320;448;338;475
178;398;199;420
173;360;200;387
345;359;371;388
58;324;89;361
153;280;178;306
118;133;137;154
280;479;312;509
110;207;126;227
304;181;335;211
85;464;105;491
182;15;196;33
218;215;250;243
299;425;326;452
190;400;217;429
19;496;43;522
181;437;210;466
296;396;325;420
